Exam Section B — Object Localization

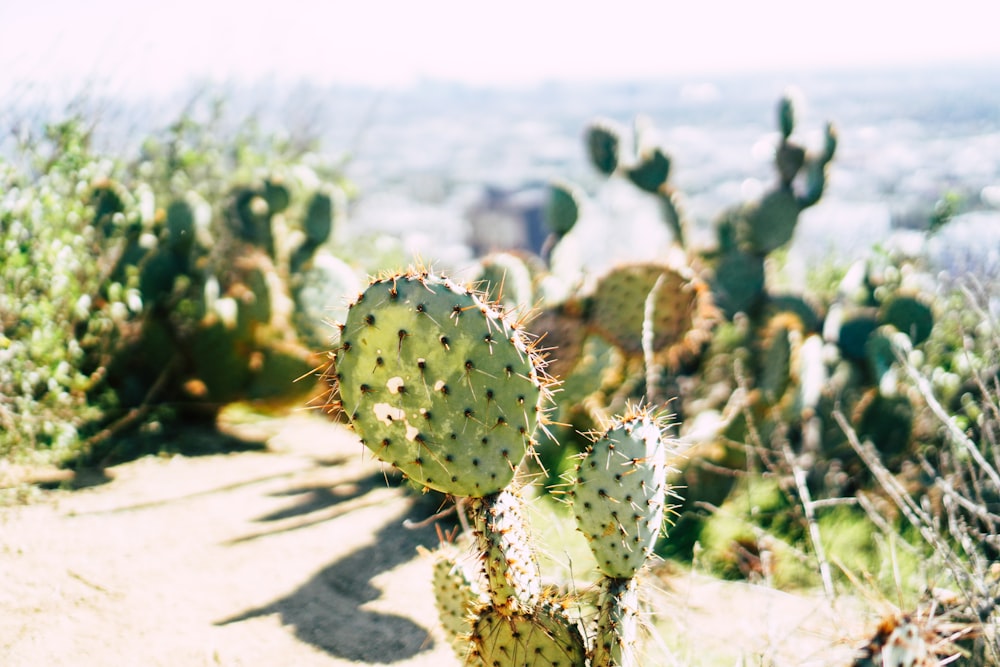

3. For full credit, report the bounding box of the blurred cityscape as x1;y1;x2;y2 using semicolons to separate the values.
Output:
7;63;1000;277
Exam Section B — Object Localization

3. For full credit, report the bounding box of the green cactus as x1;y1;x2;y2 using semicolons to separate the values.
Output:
571;406;673;579
262;177;291;215
625;146;671;194
878;294;933;346
331;268;691;666
762;294;823;334
836;308;880;364
758;321;794;406
742;188;801;255
657;188;687;249
778;93;796;140
587;262;717;371
853;387;913;460
187;301;254;404
593;576;640;667
469;603;588;666
136;252;178;306
472;487;542;615
231;186;275;256
572;405;675;667
303;189;334;246
586;120;622;177
427;543;486;662
545;180;582;238
334;268;548;497
797;122;837;209
709;249;766;319
88;178;127;236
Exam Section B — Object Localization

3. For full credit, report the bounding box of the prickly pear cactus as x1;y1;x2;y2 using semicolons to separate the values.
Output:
585;119;622;177
878;294;933;346
743;188;801;255
545;179;584;238
426;542;486;662
469;602;589;666
587;262;717;371
333;268;549;497
571;405;674;579
625;146;671;194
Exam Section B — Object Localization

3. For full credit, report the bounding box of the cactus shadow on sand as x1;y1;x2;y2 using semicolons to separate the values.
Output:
216;485;448;663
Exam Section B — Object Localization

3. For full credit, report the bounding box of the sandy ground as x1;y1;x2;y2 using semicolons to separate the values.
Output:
0;413;868;666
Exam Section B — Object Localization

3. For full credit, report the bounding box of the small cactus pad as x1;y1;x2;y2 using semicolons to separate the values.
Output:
427;543;487;661
545;180;582;237
837;308;879;363
588;262;716;370
335;269;547;497
472;489;542;615
585;120;622;177
593;576;641;667
743;188;801;254
303;190;334;245
468;603;588;666
778;94;796;139
878;294;933;346
710;250;766;318
572;406;674;579
165;200;196;255
262;178;291;214
625;146;671;194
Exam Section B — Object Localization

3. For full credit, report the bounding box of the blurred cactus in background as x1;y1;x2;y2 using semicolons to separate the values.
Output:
0;101;363;465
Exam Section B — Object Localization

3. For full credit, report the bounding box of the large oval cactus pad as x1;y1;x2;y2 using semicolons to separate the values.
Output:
335;270;547;497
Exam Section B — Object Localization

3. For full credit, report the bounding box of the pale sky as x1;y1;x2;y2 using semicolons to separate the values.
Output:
2;1;999;98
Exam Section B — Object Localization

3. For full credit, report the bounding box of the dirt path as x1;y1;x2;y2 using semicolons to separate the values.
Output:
1;414;461;666
1;414;868;666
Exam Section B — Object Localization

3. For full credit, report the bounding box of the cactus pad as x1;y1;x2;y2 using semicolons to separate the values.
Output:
468;603;588;666
585;120;622;177
472;488;542;615
335;269;548;497
303;190;334;245
625;147;671;194
711;250;766;318
593;576;640;667
588;262;716;370
427;543;486;661
878;294;933;346
778;94;796;140
837;308;879;363
572;406;674;579
545;180;583;237
743;188;801;254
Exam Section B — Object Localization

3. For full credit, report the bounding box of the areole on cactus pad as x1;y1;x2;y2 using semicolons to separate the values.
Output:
332;268;551;497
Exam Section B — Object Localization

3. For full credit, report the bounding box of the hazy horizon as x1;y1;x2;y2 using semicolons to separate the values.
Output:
3;1;1000;102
